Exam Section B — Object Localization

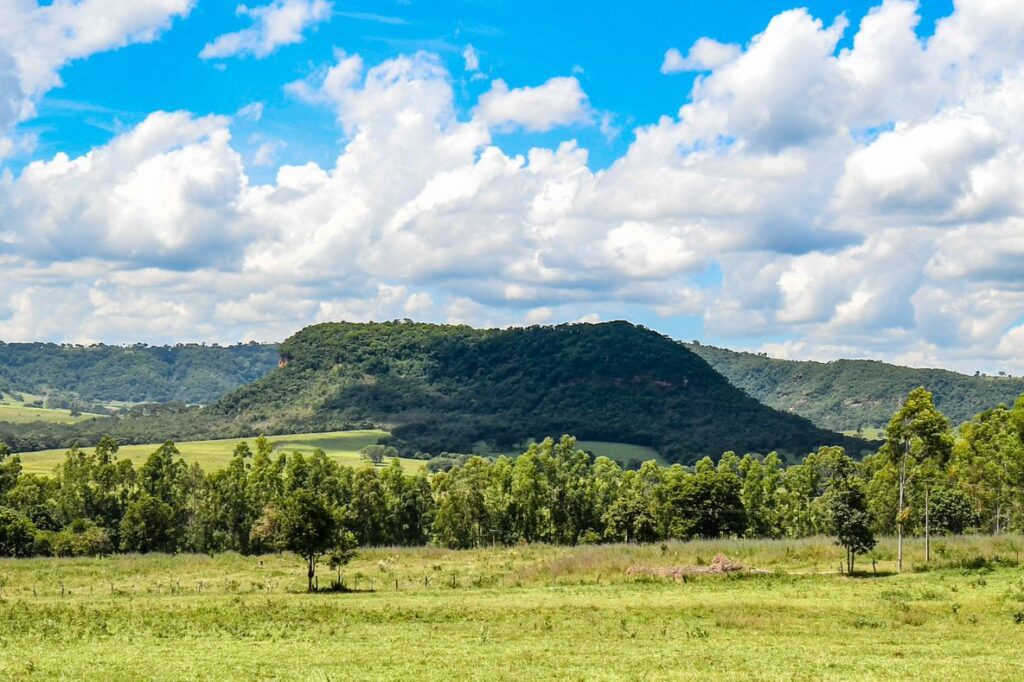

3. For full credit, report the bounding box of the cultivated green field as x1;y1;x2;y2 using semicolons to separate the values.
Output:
13;433;667;476
14;430;425;476
842;427;887;441
0;392;102;425
0;535;1022;680
577;440;667;466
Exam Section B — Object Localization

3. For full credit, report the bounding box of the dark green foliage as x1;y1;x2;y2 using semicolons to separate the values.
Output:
120;494;178;553
0;341;278;404
215;321;864;464
928;487;979;535
0;506;38;557
688;343;1024;431
0;387;1020;561
47;519;113;557
0;443;20;498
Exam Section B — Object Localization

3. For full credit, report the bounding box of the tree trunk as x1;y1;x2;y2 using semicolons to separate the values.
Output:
307;555;315;593
897;436;909;573
924;486;930;564
849;549;854;575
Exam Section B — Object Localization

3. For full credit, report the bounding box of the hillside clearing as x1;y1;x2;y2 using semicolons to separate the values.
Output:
0;392;102;425
576;440;667;466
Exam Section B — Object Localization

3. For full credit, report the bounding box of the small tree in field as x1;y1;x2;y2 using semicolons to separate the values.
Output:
277;490;356;592
328;538;358;589
830;478;875;574
360;444;399;465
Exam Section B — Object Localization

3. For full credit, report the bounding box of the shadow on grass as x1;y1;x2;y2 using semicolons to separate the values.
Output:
298;584;375;594
847;570;898;578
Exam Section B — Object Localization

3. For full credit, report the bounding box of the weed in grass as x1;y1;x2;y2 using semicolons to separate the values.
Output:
686;626;710;640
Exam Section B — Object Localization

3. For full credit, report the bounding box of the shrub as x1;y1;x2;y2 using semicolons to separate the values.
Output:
51;520;113;557
0;506;38;557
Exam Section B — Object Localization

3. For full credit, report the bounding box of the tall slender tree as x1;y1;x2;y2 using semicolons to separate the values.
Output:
883;388;952;571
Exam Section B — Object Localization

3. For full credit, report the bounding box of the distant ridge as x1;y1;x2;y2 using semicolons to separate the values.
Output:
209;320;867;464
0;342;278;404
6;326;1020;459
687;343;1024;431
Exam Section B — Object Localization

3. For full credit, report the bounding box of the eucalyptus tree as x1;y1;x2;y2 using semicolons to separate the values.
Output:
952;406;1024;533
0;442;21;499
883;388;953;570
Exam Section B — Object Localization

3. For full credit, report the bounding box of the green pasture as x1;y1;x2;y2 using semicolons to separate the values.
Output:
0;392;102;425
577;440;667;466
842;427;887;441
0;535;1023;680
14;430;426;476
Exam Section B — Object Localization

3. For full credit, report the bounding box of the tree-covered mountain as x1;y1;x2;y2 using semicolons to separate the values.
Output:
206;320;866;464
0;342;279;405
686;343;1024;432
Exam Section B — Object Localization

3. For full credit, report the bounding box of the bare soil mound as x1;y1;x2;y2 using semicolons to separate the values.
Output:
626;553;756;581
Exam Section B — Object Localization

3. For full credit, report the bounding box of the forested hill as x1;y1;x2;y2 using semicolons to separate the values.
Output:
686;343;1024;432
0;342;279;404
210;321;867;464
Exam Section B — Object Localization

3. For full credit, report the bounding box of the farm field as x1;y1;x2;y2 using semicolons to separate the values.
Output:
842;427;887;441
0;392;102;425
0;535;1022;680
13;429;425;476
576;440;667;466
13;431;668;475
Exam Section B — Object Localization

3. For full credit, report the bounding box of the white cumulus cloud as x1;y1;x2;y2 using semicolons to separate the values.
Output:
200;0;332;60
3;0;1024;377
661;38;740;74
475;77;590;132
0;0;193;144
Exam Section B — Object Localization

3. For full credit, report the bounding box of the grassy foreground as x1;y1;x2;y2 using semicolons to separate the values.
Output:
1;535;1023;680
14;430;424;476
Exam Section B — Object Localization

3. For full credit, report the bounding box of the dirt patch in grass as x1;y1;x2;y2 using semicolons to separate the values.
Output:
626;553;765;581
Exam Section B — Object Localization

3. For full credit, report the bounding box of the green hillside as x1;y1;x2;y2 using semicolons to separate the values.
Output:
0;341;279;404
687;343;1024;431
207;321;865;464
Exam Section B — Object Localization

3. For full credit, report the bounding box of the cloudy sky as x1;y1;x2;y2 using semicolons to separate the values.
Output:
1;0;1022;374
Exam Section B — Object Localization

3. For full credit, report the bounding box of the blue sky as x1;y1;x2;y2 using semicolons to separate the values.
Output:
22;0;953;174
2;0;1023;375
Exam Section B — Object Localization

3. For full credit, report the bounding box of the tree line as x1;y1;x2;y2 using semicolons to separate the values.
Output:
1;387;1023;584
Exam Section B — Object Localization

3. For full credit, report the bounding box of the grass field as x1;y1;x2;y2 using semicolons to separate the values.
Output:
0;392;102;425
14;430;426;476
577;440;667;466
842;427;887;441
0;535;1022;680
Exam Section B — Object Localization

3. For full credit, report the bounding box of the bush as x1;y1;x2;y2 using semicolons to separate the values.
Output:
0;506;39;557
930;488;979;535
51;520;113;557
120;495;177;553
